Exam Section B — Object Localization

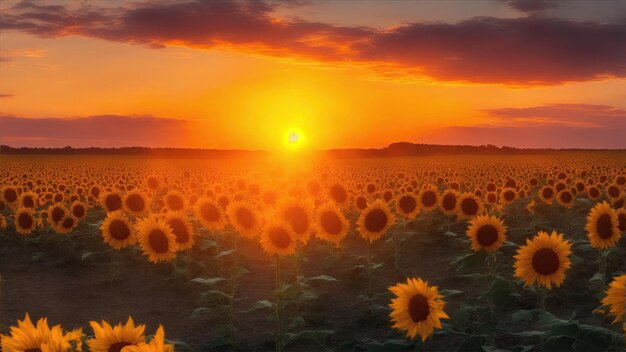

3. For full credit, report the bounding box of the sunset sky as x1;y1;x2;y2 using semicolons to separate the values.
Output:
1;0;626;149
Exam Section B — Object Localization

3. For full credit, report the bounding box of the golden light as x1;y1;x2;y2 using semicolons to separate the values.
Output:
283;128;305;150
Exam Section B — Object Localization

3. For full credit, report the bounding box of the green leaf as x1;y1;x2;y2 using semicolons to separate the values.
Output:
488;275;513;308
457;335;486;352
275;281;302;300
190;307;211;319
588;273;606;291
548;322;579;339
215;249;235;259
543;336;575;352
199;239;217;250
440;289;464;299
199;290;232;302
191;277;226;286
302;275;338;282
81;252;97;261
363;339;413;352
286;329;334;347
230;265;250;279
287;316;306;330
244;300;275;313
572;326;612;352
510;309;534;324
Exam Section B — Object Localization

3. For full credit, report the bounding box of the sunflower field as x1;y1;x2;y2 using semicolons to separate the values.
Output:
1;153;626;352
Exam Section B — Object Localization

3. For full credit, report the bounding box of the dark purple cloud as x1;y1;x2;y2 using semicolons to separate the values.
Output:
504;0;561;13
423;104;626;148
2;0;626;85
0;115;195;148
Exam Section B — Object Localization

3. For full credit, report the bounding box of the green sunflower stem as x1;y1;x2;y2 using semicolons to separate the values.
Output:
367;238;373;296
393;230;400;271
274;254;285;352
598;249;607;283
539;285;548;311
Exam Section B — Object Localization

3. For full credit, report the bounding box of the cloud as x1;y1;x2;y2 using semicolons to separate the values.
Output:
0;93;14;98
0;115;196;148
504;0;561;13
2;0;626;85
422;104;626;148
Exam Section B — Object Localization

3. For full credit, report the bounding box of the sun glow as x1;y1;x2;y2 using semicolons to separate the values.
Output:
283;128;305;150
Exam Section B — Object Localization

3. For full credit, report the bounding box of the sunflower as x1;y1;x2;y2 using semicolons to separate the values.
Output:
606;183;623;200
226;201;261;239
136;215;178;263
439;189;458;215
70;200;88;220
194;197;227;231
1;186;18;206
0;314;76;352
389;278;449;342
164;191;186;212
556;189;575;208
514;231;572;289
466;214;507;253
122;326;173;352
146;175;160;191
14;207;36;235
456;193;484;219
260;220;297;256
357;199;396;242
418;185;439;212
48;203;67;227
275;197;314;243
500;187;517;205
87;317;145;352
55;214;79;234
101;211;137;249
18;191;38;209
586;201;621;249
600;274;626;324
100;191;123;212
395;193;419;219
165;211;194;250
538;186;555;205
123;190;150;216
327;183;349;207
314;201;349;244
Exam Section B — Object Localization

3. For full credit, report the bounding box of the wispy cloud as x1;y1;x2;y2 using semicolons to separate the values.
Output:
0;115;196;148
1;0;625;85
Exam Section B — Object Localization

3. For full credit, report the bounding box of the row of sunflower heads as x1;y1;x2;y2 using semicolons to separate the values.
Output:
0;315;173;352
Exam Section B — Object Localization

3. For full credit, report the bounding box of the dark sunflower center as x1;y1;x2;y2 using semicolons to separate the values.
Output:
167;196;184;210
110;220;131;240
18;213;33;230
532;248;560;275
23;196;35;208
408;294;430;323
148;229;169;253
284;206;308;234
461;198;479;215
542;188;553;199
268;227;292;248
148;178;159;189
51;207;65;223
596;213;614;239
320;211;342;235
106;195;122;211
399;196;417;214
62;217;75;229
589;188;599;198
236;208;255;229
73;205;85;218
169;218;189;243
364;208;388;233
442;193;456;210
4;188;17;202
559;191;572;203
421;191;436;207
356;197;367;210
108;342;132;352
608;186;620;198
330;185;347;203
476;224;498;247
200;203;220;222
126;194;145;212
504;191;515;201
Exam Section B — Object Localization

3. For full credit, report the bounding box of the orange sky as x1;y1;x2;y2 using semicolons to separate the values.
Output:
1;0;626;149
